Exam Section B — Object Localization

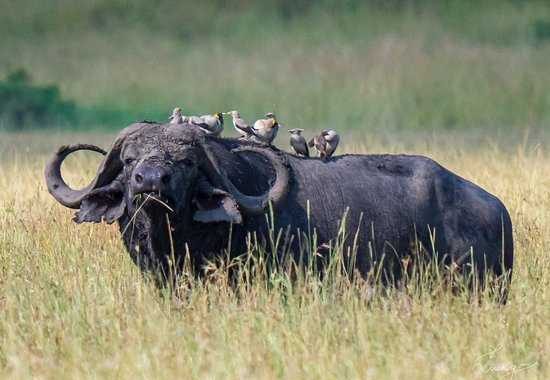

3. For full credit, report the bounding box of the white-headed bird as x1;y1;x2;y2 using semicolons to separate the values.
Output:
323;129;340;158
225;110;257;139
168;107;184;124
188;112;224;137
308;129;340;160
252;112;279;145
288;128;309;157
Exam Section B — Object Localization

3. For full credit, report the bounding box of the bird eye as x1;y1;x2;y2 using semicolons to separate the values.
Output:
124;157;135;165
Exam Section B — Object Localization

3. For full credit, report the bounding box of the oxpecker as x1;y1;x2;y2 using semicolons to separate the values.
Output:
323;129;340;158
168;107;184;124
288;128;309;157
309;130;339;160
225;110;257;139
188;112;224;137
252;112;279;145
308;133;328;159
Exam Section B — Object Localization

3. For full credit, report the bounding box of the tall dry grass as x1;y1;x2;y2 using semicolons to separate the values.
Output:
0;131;548;379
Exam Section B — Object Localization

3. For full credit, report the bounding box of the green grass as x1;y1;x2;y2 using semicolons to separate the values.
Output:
0;131;548;378
1;0;550;130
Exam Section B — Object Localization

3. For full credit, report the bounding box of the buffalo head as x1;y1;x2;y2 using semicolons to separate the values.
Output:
45;122;289;230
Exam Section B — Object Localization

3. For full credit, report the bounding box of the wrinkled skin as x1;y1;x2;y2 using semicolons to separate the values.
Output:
114;125;273;274
45;122;514;293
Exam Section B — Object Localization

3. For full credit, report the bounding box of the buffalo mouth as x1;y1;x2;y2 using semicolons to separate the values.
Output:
132;192;176;214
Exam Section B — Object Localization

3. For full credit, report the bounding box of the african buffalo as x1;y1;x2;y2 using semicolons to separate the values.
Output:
45;122;513;291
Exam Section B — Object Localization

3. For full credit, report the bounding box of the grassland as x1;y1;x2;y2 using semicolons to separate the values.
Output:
1;0;550;130
0;131;548;379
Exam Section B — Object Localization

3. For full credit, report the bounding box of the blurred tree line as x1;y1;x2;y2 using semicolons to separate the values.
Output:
3;0;548;42
1;0;550;130
0;69;76;129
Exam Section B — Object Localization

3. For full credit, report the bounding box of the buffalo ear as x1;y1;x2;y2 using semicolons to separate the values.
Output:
193;194;242;224
73;181;125;224
192;177;242;224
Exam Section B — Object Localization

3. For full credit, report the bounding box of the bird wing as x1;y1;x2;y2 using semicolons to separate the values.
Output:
291;136;309;156
315;136;327;151
201;126;222;136
302;138;310;156
271;124;279;140
188;115;213;130
326;138;339;156
187;115;203;124
234;118;256;136
200;114;213;122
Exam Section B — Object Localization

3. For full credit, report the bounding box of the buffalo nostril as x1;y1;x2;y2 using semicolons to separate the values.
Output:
161;173;171;185
135;173;144;184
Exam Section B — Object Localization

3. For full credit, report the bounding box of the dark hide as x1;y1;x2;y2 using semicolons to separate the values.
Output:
182;144;513;280
47;123;514;289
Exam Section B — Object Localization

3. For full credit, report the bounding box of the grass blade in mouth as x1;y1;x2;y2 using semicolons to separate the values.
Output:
123;193;174;236
132;193;174;213
146;194;174;213
122;194;151;236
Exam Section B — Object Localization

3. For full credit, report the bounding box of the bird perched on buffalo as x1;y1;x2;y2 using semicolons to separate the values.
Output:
323;129;340;158
309;129;340;160
308;133;327;159
251;112;279;145
168;107;185;124
288;128;309;157
225;110;257;140
188;112;224;137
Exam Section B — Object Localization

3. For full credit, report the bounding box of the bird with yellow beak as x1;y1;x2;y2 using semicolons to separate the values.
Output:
187;112;224;137
251;112;279;145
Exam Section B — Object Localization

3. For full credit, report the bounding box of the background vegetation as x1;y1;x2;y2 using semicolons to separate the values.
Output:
1;0;550;130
